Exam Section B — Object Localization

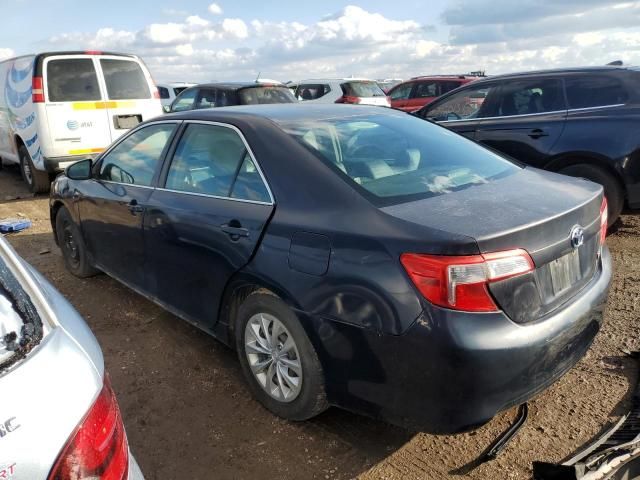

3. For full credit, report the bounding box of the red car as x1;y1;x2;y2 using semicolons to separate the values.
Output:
388;75;482;112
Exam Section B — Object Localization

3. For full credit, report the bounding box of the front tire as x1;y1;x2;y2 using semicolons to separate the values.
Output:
235;291;328;421
559;163;623;227
19;145;50;193
55;207;99;278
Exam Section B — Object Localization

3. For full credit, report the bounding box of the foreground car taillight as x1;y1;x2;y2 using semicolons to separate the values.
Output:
48;375;129;480
600;197;608;245
401;249;534;312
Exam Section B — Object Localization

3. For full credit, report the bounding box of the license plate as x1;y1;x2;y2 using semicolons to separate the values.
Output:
549;248;581;295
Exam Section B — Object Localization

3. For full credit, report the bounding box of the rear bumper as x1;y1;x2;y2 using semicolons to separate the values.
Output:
308;246;612;433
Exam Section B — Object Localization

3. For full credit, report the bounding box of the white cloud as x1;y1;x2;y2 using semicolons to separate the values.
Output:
143;23;188;44
222;18;248;39
186;15;210;27
208;3;223;15
0;48;14;61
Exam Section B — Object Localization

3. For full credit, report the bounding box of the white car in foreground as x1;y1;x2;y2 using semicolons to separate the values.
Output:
0;236;143;480
289;78;391;106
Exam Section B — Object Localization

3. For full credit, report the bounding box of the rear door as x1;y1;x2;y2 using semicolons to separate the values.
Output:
473;77;567;167
144;122;274;327
43;55;112;159
96;56;163;142
78;122;178;288
420;82;502;140
405;80;438;112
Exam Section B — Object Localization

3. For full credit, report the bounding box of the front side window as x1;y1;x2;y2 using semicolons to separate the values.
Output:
171;88;198;112
46;58;101;102
165;124;270;202
238;86;297;105
413;82;438;98
389;82;413;100
496;79;564;116
158;87;170;99
425;84;499;121
195;88;217;109
100;59;151;100
565;75;629;109
296;84;328;101
98;124;175;186
278;113;518;206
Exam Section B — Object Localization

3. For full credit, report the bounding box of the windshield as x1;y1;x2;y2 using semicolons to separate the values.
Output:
238;86;297;105
342;81;386;98
277;113;519;206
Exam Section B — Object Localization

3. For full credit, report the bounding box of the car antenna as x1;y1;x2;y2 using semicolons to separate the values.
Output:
255;71;261;83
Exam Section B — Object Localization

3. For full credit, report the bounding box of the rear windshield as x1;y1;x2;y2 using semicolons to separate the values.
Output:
341;81;386;98
100;59;151;100
0;253;43;372
238;86;297;105
278;113;518;206
47;58;101;102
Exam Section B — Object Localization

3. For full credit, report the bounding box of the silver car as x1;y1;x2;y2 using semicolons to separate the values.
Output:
0;236;143;480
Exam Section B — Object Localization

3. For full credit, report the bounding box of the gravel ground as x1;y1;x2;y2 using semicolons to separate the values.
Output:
1;163;638;479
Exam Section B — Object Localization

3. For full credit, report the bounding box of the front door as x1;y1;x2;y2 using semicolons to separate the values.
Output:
78;122;177;287
473;78;567;167
144;122;274;327
420;82;502;140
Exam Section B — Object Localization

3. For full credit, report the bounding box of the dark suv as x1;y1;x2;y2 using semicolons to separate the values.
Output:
167;82;296;112
417;66;640;224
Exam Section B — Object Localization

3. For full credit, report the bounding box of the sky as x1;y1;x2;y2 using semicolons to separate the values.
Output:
0;0;639;83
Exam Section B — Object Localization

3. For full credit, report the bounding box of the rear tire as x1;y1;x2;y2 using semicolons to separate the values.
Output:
19;145;50;193
235;291;328;421
55;207;99;278
559;163;623;227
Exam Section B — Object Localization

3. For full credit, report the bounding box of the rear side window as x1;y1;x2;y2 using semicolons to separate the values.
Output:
100;59;151;100
278;113;518;206
439;81;463;95
413;82;438;98
296;84;329;100
165;124;270;202
565;75;629;109
238;86;296;105
158;86;170;99
342;81;386;98
425;84;500;121
46;58;101;102
497;79;564;116
98;123;175;186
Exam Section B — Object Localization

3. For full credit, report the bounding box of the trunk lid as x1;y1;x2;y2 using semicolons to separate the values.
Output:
382;167;603;322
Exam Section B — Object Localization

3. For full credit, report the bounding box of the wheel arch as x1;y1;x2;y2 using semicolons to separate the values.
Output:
217;272;305;350
544;152;626;196
50;200;65;245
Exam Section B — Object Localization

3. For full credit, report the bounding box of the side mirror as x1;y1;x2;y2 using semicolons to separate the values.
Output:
163;105;171;113
66;158;92;180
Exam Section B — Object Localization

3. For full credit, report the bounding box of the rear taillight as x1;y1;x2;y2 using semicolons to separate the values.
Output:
152;87;160;99
48;375;129;480
84;50;103;55
600;197;608;245
401;249;534;312
335;95;360;104
32;76;44;103
385;96;391;107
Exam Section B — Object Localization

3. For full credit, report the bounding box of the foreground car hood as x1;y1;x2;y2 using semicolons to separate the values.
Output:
381;167;602;264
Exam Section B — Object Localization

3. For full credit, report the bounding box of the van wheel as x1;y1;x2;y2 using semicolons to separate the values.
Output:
55;207;99;278
19;145;50;193
559;164;623;227
235;291;328;421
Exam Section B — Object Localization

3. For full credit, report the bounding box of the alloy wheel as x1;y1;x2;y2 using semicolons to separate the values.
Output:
244;313;303;403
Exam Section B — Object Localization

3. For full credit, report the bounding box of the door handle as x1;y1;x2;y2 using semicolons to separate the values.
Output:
528;128;549;139
221;221;249;239
127;199;145;215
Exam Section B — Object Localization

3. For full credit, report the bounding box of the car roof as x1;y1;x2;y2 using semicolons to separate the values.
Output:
160;82;196;87
470;65;634;83
162;103;406;123
189;82;286;90
293;78;375;84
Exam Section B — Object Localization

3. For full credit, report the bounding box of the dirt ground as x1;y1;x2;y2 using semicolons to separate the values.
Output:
1;163;638;480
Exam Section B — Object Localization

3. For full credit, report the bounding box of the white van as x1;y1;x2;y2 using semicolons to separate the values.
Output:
0;51;163;192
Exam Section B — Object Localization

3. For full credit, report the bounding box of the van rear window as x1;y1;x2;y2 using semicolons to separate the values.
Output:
46;58;101;102
100;59;151;100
